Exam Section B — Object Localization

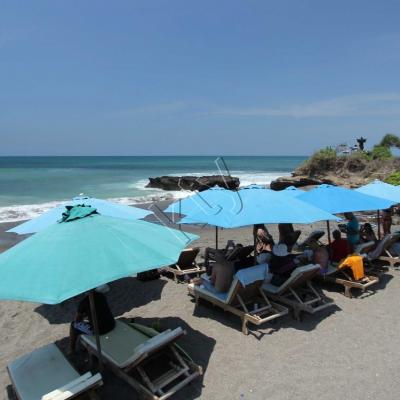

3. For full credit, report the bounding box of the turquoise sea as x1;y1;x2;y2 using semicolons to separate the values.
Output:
0;156;306;222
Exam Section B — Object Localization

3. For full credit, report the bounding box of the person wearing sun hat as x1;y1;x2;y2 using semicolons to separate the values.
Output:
269;243;297;287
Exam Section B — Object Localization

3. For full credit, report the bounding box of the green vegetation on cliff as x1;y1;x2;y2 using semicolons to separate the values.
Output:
294;133;400;187
385;171;400;186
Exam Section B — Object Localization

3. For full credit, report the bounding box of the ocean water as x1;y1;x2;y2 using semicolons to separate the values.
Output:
0;156;306;223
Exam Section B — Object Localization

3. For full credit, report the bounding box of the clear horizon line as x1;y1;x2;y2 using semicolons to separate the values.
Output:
0;154;310;157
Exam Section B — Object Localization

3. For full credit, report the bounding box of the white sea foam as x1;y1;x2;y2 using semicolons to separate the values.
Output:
0;192;192;223
0;200;66;223
0;171;290;223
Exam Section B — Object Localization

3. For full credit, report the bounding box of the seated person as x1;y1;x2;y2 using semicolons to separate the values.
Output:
278;223;300;251
382;208;392;236
209;250;235;293
328;230;351;263
360;223;378;243
69;289;115;354
254;224;274;253
269;243;297;287
315;247;330;273
204;242;243;270
344;212;360;252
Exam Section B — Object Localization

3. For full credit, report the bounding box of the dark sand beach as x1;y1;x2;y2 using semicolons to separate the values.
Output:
1;206;399;400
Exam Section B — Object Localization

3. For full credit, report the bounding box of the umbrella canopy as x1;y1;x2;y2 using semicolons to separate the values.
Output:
297;184;395;214
179;189;339;228
0;206;198;304
355;180;400;204
164;186;239;215
8;196;153;235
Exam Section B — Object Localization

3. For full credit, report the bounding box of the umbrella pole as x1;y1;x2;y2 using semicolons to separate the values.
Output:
178;199;182;231
89;290;103;371
253;229;257;265
215;226;218;249
377;210;381;240
326;220;331;245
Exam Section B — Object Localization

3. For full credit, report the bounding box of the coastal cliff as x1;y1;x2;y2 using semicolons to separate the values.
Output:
271;137;400;190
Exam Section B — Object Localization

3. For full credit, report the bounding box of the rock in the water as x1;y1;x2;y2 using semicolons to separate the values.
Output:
270;176;331;191
146;175;240;191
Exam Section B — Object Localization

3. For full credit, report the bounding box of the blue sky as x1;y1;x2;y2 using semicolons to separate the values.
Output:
1;0;400;156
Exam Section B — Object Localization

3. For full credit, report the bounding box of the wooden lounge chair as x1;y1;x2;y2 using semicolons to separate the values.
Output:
225;245;254;262
80;320;202;400
354;241;387;275
320;260;379;298
261;264;334;321
7;343;102;400
367;233;400;268
188;264;288;335
164;247;204;281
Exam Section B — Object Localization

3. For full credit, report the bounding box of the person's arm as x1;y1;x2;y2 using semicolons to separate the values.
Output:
210;265;217;285
76;296;90;321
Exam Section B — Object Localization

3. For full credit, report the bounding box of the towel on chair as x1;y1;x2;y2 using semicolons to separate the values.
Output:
338;254;364;281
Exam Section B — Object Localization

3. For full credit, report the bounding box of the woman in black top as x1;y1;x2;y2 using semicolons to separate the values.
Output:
69;291;115;353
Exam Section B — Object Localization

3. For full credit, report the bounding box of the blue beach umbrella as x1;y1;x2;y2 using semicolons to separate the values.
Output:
298;184;396;241
0;205;198;368
355;180;400;204
180;189;339;229
165;187;239;247
8;195;153;235
297;184;395;214
164;186;238;215
279;186;303;197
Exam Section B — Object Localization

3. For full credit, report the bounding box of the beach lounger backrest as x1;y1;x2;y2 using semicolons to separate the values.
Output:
176;247;200;267
298;230;325;248
272;264;320;294
226;264;267;304
226;245;254;261
355;241;376;255
81;321;184;369
369;234;400;260
7;343;102;400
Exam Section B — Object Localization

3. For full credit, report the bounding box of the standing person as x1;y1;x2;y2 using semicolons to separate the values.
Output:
344;212;360;252
69;289;115;354
278;223;300;251
382;208;392;236
278;223;294;244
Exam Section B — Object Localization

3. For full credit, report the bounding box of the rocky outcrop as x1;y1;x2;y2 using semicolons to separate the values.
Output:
269;176;331;190
146;175;240;191
271;153;400;189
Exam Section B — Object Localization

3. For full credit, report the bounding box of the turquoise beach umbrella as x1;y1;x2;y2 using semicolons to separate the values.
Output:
0;206;198;304
297;184;395;214
355;180;400;204
8;196;153;235
179;189;339;228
